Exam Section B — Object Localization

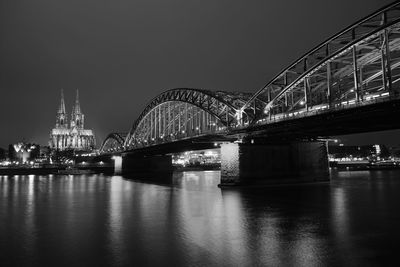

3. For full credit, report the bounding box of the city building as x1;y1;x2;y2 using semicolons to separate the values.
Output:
172;149;221;167
8;143;40;163
328;144;390;162
49;90;96;151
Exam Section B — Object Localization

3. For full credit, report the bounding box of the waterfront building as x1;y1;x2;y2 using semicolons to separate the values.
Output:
328;144;390;161
49;90;95;151
8;143;40;163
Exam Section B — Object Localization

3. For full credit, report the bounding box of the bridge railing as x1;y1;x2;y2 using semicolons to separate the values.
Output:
127;126;229;149
257;92;393;125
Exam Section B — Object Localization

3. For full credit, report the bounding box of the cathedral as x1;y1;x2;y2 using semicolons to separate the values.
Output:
49;90;96;151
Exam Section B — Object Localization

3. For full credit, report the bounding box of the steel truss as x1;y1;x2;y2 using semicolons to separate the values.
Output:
99;133;127;153
241;1;400;125
101;2;400;153
124;88;246;148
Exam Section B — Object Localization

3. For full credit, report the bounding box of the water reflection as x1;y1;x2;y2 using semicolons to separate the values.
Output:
1;170;400;266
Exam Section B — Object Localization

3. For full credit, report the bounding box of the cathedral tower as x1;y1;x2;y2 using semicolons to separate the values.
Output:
55;89;67;128
70;89;84;129
49;89;95;151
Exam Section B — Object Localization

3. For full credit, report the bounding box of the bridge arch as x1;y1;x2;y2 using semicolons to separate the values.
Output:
99;133;127;154
242;1;400;125
124;88;251;148
101;2;400;154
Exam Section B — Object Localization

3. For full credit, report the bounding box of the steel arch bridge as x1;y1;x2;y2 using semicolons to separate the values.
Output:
102;1;400;153
124;88;252;149
99;133;127;154
240;1;400;125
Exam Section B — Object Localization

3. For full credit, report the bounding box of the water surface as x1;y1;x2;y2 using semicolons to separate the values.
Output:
1;170;400;266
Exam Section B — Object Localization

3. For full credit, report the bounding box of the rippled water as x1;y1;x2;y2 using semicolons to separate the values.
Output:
1;170;400;266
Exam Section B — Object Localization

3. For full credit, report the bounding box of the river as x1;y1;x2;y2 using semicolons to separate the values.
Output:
1;170;400;266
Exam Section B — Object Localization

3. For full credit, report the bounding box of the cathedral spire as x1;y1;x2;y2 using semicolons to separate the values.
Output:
58;89;66;114
74;89;81;114
55;89;67;128
71;89;84;129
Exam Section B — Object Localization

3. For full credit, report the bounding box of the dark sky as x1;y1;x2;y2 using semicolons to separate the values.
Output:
1;0;398;148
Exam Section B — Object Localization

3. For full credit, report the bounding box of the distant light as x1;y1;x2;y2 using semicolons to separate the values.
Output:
300;101;305;105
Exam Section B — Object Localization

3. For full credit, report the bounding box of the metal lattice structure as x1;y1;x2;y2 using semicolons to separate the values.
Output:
124;88;252;149
101;2;400;153
99;133;127;153
241;1;400;125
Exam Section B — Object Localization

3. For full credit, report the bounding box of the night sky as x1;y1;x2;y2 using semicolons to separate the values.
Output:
0;0;398;148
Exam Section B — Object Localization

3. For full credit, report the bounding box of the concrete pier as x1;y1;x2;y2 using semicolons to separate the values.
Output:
220;141;329;187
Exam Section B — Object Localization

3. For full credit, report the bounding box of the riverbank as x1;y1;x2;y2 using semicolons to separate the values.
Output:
0;165;114;175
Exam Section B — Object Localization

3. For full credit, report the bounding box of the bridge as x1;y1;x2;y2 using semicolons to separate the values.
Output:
100;1;400;186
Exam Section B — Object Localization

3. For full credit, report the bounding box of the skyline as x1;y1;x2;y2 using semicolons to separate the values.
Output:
1;0;398;148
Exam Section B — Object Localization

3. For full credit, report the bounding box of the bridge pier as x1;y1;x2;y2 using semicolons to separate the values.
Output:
219;141;329;187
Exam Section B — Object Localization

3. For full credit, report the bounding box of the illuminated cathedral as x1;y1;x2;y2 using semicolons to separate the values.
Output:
49;90;96;150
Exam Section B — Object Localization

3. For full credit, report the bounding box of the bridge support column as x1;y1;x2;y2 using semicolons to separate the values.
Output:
219;141;329;187
113;155;123;175
119;153;173;177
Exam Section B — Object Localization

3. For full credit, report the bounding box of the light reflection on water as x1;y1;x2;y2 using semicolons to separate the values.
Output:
1;170;400;266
